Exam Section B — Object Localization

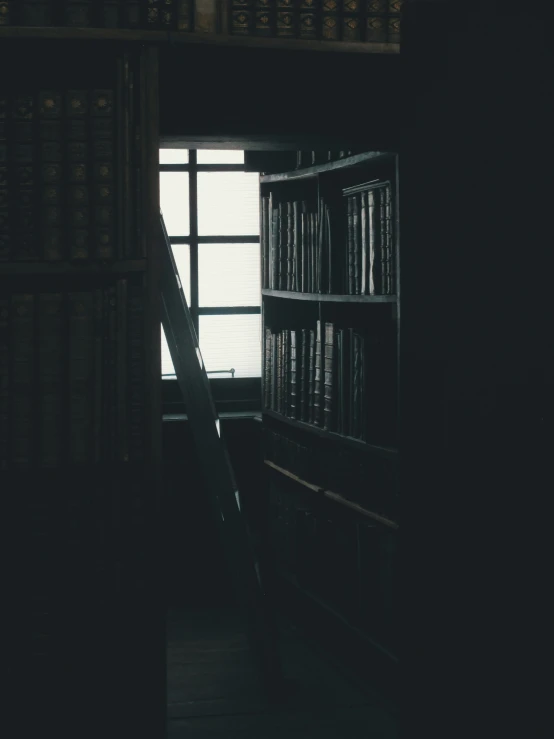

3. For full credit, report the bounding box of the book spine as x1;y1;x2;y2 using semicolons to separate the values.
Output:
20;1;54;26
64;1;93;26
103;0;121;27
352;331;362;439
308;328;315;423
290;329;297;420
262;196;270;289
270;330;277;411
336;328;343;435
278;202;287;290
368;188;377;295
66;89;90;261
378;185;387;295
160;0;177;28
317;196;324;293
107;285;117;458
128;283;145;461
348;327;355;437
264;327;272;409
383;183;394;294
300;327;308;423
12;93;37;261
39;90;64;261
271;205;279;290
124;1;141;28
286;200;293;291
323;321;335;431
123;52;132;258
299;4;316;39
11;294;35;468
68;291;93;465
360;190;368;295
366;2;387;43
347;197;354;294
0;92;8;261
326;202;333;294
275;331;283;413
352;193;361;294
91;88;116;261
177;0;192;30
322;1;339;41
0;296;8;469
0;2;10;26
310;212;316;294
313;320;322;426
300;209;308;293
292;200;301;292
38;292;64;468
283;329;290;415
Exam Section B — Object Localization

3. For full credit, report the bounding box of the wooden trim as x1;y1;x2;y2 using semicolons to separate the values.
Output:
0;27;399;55
263;409;398;459
260;152;394;183
264;460;399;530
262;289;396;303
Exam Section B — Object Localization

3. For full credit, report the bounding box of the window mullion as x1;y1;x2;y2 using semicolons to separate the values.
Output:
189;150;199;336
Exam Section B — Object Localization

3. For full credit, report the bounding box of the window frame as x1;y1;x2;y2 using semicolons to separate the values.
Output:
160;148;262;413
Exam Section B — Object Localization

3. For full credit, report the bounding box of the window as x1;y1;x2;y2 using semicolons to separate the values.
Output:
159;149;261;383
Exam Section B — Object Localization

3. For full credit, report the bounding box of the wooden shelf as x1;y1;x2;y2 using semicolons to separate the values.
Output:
0;26;167;41
0;27;399;56
260;152;394;184
262;289;396;303
0;260;147;276
263;409;398;460
264;460;398;530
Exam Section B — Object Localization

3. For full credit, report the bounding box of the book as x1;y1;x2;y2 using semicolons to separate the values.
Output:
91;89;116;260
352;193;361;294
308;328;315;423
39;90;63;261
38;293;64;468
310;212;317;293
276;330;283;414
337;327;351;437
323;322;335;431
261;196;270;288
347;197;355;294
313;319;322;426
68;292;94;465
124;1;141;28
264;327;272;409
300;327;309;422
0;2;10;25
322;0;339;40
270;329;277;410
20;1;53;26
103;1;121;27
116;278;128;463
368;188;378;295
65;1;93;26
0;296;8;469
360;190;368;295
66;90;89;261
293;201;302;292
12;93;36;261
283;328;290;415
301;210;308;293
277;2;295;38
286;201;294;291
11;293;35;468
289;329;297;420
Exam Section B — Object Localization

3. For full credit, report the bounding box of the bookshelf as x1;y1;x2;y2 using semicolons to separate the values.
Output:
0;38;163;737
259;151;399;666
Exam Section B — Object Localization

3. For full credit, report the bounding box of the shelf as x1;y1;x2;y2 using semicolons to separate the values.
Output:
0;26;167;41
0;260;147;276
262;289;396;303
260;151;394;184
263;409;398;460
264;459;398;530
0;27;399;56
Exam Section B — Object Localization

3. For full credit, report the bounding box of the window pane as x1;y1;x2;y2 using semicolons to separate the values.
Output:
171;243;191;306
159;148;188;164
200;314;261;378
197;172;259;236
197;149;244;164
160;172;189;237
199;244;260;307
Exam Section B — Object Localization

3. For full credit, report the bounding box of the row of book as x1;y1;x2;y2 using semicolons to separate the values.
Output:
261;196;333;293
296;150;355;168
264;320;396;442
0;1;193;29
230;0;403;43
345;182;395;295
0;282;145;470
0;75;142;263
261;183;396;295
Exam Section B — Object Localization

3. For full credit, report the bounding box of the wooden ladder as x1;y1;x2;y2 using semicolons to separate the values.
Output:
159;214;283;697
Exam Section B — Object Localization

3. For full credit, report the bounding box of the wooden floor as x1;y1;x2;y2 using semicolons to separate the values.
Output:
167;607;398;738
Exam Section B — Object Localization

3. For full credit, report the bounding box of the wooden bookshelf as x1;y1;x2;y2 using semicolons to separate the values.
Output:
263;409;398;460
259;149;400;667
0;260;147;276
263;289;396;303
0;27;399;55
